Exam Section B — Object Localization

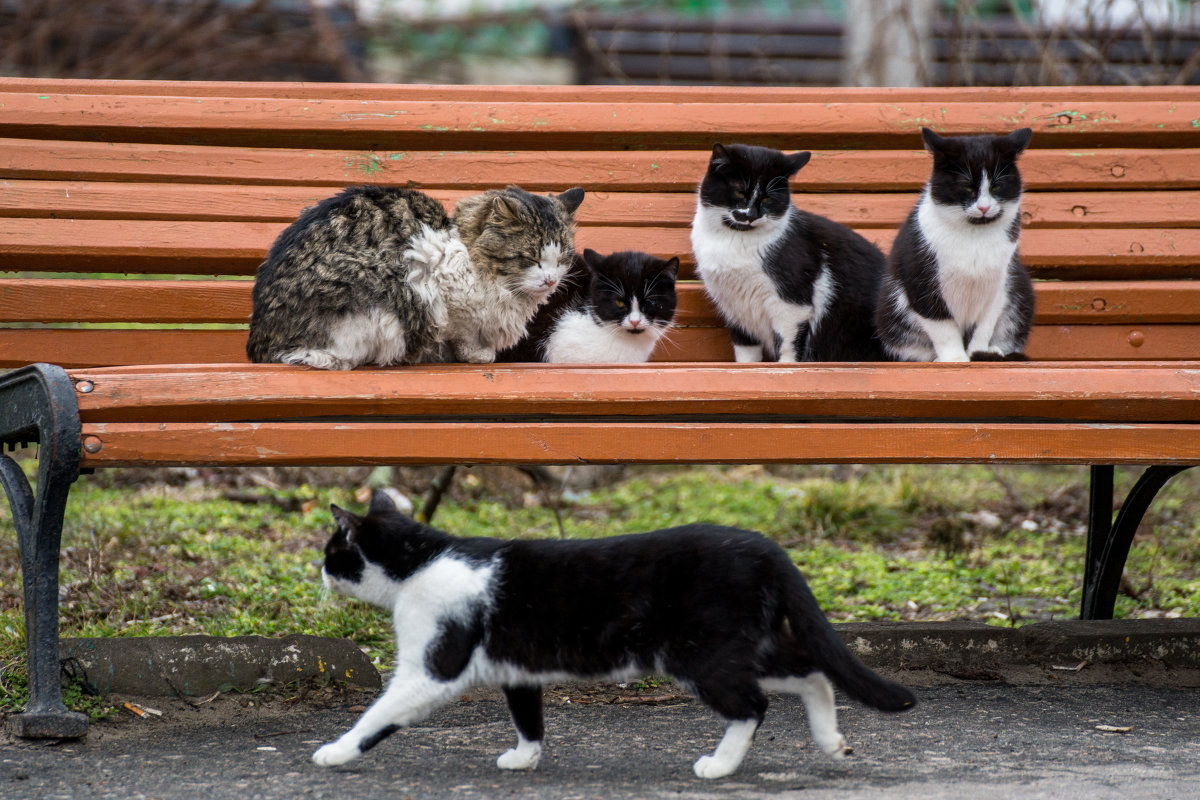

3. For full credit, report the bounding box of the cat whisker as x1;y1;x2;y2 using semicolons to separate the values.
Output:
765;175;789;193
652;324;679;350
595;274;624;296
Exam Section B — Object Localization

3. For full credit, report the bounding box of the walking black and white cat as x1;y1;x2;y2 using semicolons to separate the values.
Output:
876;128;1035;362
246;184;584;369
691;143;888;362
312;491;916;779
496;249;678;363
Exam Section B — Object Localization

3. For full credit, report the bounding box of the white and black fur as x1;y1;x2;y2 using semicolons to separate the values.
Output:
877;128;1036;362
496;249;678;363
313;491;916;779
691;143;888;362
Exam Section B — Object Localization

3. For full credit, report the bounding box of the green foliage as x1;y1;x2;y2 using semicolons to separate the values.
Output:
2;463;1199;718
0;662;118;723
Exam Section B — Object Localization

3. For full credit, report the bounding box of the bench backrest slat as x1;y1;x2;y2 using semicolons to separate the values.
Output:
4;93;1198;149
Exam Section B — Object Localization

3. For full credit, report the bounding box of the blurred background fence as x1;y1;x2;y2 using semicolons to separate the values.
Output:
2;0;1197;87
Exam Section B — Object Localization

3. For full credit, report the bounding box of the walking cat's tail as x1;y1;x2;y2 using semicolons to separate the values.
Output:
784;568;917;712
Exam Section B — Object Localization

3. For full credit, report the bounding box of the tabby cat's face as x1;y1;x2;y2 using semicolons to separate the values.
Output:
580;249;678;335
922;127;1032;225
469;187;585;298
698;144;811;232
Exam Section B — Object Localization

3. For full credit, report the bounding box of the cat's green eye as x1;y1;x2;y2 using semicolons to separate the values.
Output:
615;300;627;309
734;190;747;200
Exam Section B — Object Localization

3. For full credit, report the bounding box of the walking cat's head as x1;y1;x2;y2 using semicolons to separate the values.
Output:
454;185;585;299
323;491;439;608
921;127;1033;226
579;249;679;340
698;143;810;232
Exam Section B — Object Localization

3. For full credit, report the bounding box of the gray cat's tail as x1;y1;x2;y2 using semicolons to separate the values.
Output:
784;568;917;712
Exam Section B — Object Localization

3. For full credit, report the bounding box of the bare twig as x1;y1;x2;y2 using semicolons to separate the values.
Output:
416;465;458;524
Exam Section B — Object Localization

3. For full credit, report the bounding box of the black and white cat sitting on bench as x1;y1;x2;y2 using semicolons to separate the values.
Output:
312;491;916;779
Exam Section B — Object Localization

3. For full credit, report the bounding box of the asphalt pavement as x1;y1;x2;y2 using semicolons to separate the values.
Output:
4;679;1198;800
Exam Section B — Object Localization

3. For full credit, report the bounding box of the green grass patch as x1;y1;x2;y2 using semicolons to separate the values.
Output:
3;462;1199;719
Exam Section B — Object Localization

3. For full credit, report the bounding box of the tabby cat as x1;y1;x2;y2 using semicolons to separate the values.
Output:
246;184;584;369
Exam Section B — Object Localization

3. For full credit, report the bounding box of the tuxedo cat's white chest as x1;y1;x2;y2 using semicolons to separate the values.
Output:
916;195;1019;325
691;204;793;351
543;309;663;363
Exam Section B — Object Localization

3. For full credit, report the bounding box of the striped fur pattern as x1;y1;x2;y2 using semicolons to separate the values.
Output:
246;184;584;369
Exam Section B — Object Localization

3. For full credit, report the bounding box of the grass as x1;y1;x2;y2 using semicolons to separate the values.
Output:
2;461;1199;719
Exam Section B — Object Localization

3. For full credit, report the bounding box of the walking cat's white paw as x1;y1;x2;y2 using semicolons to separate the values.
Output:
496;742;541;770
313;740;360;767
693;754;738;779
821;734;851;760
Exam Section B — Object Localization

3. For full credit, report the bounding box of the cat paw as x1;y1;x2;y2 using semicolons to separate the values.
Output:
693;754;738;780
496;743;541;770
280;349;356;371
820;734;852;760
455;347;496;364
968;350;1008;362
312;740;360;767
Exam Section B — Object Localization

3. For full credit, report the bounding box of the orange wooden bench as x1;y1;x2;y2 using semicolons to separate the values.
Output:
2;78;1199;739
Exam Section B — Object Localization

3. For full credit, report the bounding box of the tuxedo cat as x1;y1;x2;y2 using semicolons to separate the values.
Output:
691;143;888;362
247;185;584;369
496;249;678;363
312;492;916;779
876;128;1035;362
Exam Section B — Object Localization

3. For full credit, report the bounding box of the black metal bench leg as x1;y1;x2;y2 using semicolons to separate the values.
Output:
0;365;87;738
1081;464;1192;621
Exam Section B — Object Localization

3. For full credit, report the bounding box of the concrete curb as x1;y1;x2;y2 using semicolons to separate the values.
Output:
838;618;1200;684
59;634;381;696
54;620;1200;697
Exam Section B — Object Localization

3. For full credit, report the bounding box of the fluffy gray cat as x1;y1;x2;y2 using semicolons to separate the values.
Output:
246;184;585;369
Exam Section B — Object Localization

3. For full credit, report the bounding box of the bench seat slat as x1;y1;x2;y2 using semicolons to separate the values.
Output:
4;181;1199;231
77;421;1200;467
6;139;1199;191
66;363;1200;424
2;324;1198;368
2;279;1197;326
2;219;1196;280
2;94;1197;149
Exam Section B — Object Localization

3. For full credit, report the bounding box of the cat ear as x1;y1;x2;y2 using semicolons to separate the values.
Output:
710;143;731;171
581;248;604;272
920;127;948;153
785;151;811;175
330;504;361;541
490;193;526;224
367;489;399;517
555;187;586;215
1005;127;1033;154
658;256;680;281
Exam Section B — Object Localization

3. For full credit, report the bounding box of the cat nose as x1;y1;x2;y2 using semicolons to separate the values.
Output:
977;202;992;215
